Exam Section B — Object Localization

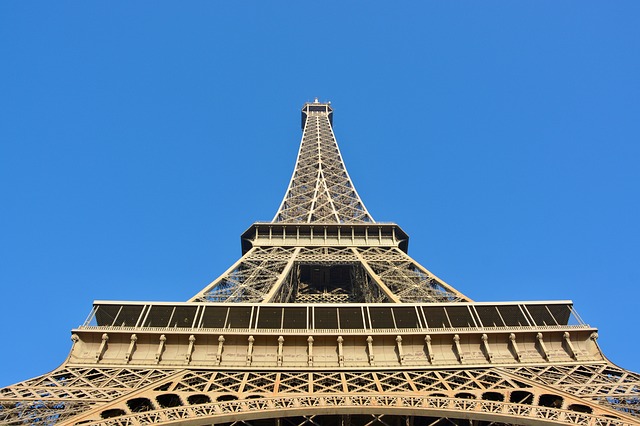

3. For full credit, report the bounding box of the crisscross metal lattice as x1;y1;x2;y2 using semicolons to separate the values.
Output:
274;105;372;224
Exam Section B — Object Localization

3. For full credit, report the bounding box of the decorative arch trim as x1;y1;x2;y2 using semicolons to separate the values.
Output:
72;394;629;426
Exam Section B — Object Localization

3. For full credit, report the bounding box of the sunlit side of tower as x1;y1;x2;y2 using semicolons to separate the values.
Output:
1;100;638;426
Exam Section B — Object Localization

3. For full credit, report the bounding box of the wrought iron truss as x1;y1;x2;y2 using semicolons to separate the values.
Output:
3;364;639;425
274;102;372;223
1;100;638;426
190;246;468;304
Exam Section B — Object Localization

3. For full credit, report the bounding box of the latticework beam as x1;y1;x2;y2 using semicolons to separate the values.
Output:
3;365;632;425
274;102;372;223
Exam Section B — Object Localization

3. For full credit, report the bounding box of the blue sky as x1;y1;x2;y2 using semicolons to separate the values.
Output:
1;2;639;387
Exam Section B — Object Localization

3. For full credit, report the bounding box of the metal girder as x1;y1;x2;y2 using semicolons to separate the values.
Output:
262;247;302;302
18;365;634;425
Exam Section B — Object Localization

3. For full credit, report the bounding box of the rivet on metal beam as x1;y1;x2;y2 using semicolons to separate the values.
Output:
424;335;434;363
481;334;493;362
247;335;255;366
307;336;314;366
216;335;225;365
453;334;464;363
337;336;344;367
185;335;196;364
124;334;137;363
395;335;405;365
563;332;578;360
277;336;285;366
366;335;375;366
509;333;521;362
95;333;108;363
536;332;549;361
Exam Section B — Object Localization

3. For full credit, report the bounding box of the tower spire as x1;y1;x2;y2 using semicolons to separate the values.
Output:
273;100;373;223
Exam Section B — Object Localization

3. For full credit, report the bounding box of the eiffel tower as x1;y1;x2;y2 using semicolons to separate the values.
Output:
1;99;639;426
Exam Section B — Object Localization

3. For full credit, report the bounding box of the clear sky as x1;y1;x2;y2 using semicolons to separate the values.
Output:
1;2;639;387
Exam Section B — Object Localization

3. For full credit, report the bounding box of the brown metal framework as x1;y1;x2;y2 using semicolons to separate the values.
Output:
1;100;638;426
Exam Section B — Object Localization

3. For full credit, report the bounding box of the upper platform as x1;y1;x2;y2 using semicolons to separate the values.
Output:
240;222;409;255
301;99;333;129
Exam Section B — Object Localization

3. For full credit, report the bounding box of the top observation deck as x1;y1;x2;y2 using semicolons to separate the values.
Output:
301;98;333;129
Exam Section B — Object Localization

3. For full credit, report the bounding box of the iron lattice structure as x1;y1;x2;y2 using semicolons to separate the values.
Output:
1;100;638;426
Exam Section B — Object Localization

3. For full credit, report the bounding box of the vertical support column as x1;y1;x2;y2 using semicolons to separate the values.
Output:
563;332;578;360
509;333;521;362
185;335;196;364
453;334;464;363
70;334;80;355
277;336;284;366
395;335;405;365
95;333;108;363
307;336;314;366
216;335;225;365
424;335;434;363
125;334;137;363
247;335;255;366
536;332;549;361
155;335;166;364
481;334;493;362
366;335;375;366
588;332;599;355
337;336;345;367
